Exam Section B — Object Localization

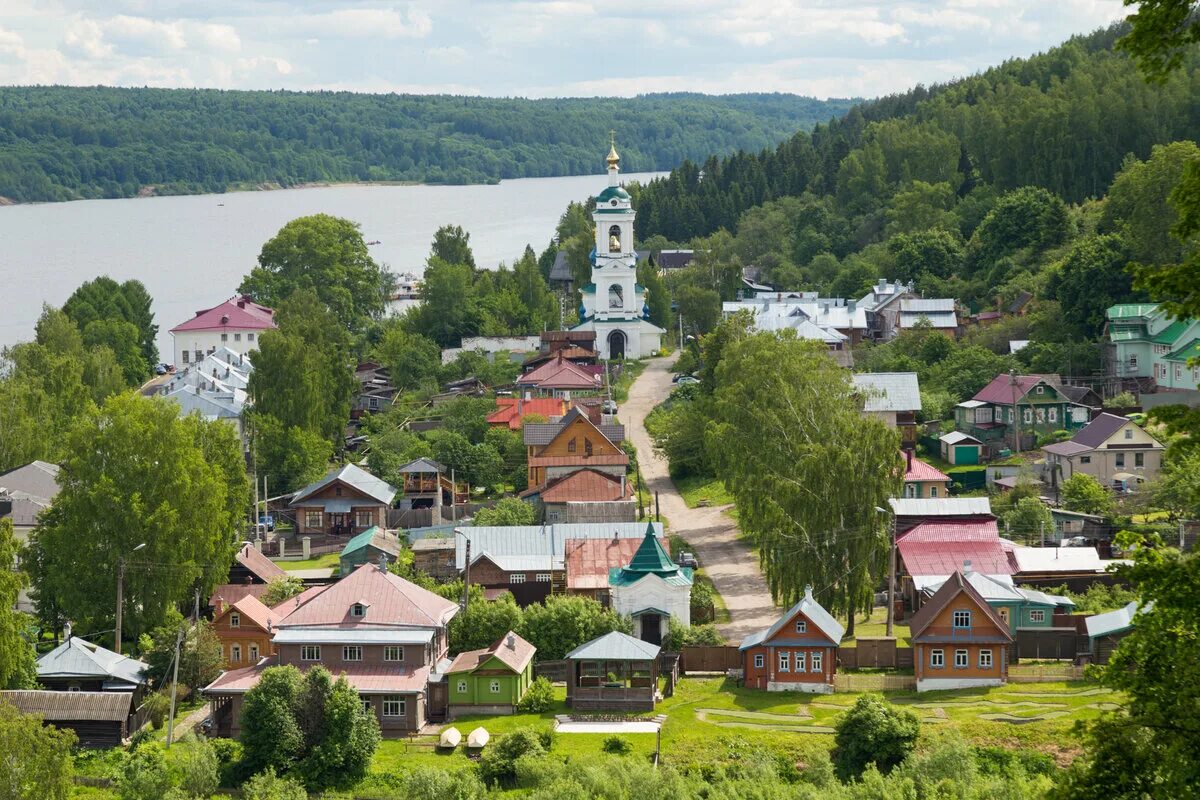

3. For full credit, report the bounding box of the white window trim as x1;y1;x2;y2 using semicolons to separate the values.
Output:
510;574;527;584
384;646;404;662
489;679;501;694
1029;610;1046;623
301;645;321;661
231;645;241;662
811;651;823;672
229;612;240;628
795;619;807;634
456;680;468;693
952;610;971;629
778;652;790;673
954;649;969;669
382;695;405;717
979;649;993;669
753;654;764;669
343;646;363;662
930;649;945;669
795;651;807;673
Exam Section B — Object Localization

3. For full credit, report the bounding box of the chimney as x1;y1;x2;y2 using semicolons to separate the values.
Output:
877;278;886;293
906;449;913;471
378;553;389;572
963;560;973;573
237;299;246;309
506;632;516;650
213;596;224;617
64;620;72;642
803;584;814;601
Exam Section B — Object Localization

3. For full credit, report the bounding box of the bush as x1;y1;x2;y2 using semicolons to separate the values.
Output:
242;767;308;800
169;734;219;799
142;691;170;730
662;617;726;651
399;766;486;800
516;677;556;714
832;694;920;781
602;735;632;755
1104;391;1137;408
479;727;548;785
119;742;172;800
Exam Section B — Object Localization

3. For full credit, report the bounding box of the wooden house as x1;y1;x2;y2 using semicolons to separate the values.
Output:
910;568;1013;692
289;463;397;537
0;690;133;748
901;450;951;498
739;586;844;693
446;631;536;716
523;407;627;489
921;571;1074;633
519;468;636;524
395;458;467;513
955;374;1091;456
211;594;279;669
565;631;660;712
36;634;148;701
1043;412;1165;490
1085;601;1142;665
486;397;566;431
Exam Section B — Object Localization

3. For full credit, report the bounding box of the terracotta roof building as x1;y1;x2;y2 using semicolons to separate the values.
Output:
487;397;567;430
169;295;276;369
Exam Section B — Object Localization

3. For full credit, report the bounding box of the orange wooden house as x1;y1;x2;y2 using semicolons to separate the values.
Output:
739;587;844;693
909;568;1013;692
523;407;628;489
211;594;280;670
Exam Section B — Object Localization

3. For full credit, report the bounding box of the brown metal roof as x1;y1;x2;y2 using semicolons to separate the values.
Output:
528;454;629;468
279;562;458;628
1070;412;1138;449
446;631;536;674
1;690;132;721
908;570;1013;643
563;537;645;589
540;469;632;503
235;544;287;582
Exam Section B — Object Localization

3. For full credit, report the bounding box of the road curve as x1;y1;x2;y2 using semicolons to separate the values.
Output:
621;356;779;643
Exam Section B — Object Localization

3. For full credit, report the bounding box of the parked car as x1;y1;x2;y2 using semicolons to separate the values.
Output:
155;363;170;375
258;514;275;532
602;399;618;414
677;552;698;568
674;375;701;385
1063;536;1089;547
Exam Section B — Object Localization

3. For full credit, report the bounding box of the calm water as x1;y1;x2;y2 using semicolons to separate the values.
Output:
0;171;663;357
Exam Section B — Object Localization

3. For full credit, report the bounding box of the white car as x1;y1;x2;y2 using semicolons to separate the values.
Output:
674;375;701;385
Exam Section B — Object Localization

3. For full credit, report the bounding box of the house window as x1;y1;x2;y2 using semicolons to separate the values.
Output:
584;438;594;456
248;333;255;342
360;699;372;714
952;610;971;629
230;612;240;628
979;649;993;669
1129;355;1138;368
355;511;373;528
351;603;366;617
930;486;938;498
221;333;228;342
385;646;404;662
489;680;501;694
1024;408;1033;424
994;407;1002;423
1035;385;1044;394
954;649;968;669
1073;407;1088;423
249;644;259;661
778;651;790;672
795;651;807;673
301;645;320;661
343;646;363;662
456;680;468;693
535;573;551;582
1036;408;1045;424
1048;408;1057;423
305;511;322;529
753;654;764;669
234;333;241;342
1007;408;1014;423
567;438;577;453
1080;456;1091;464
904;483;917;498
383;696;405;717
1029;610;1046;623
795;619;807;634
182;351;190;363
811;651;823;672
1135;452;1144;468
231;644;242;662
368;398;379;410
194;349;203;362
510;574;527;584
335;486;343;496
1115;453;1125;468
930;649;945;668
1176;365;1184;380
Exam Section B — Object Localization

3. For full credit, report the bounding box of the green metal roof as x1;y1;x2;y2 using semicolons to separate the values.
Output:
628;522;676;572
1107;303;1158;320
1151;320;1190;344
1164;338;1200;362
596;186;631;203
340;526;381;556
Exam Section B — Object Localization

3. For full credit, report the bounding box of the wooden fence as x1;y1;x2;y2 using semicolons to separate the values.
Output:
1008;663;1086;682
834;673;917;692
679;645;741;673
838;638;913;670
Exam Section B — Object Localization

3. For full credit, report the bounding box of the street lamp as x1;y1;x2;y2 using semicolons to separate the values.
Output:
875;506;896;638
115;542;146;655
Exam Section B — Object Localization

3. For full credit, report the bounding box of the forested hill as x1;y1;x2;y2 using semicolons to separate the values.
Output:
0;87;854;203
633;25;1199;242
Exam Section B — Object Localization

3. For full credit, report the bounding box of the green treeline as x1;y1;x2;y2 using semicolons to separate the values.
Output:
634;25;1199;243
0;87;853;203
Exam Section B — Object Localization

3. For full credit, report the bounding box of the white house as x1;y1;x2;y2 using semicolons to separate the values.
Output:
158;348;254;443
608;523;692;645
169;295;275;368
571;143;665;360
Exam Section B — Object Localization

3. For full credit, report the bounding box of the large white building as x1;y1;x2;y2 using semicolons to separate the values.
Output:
158;347;253;443
571;144;665;360
169;295;276;369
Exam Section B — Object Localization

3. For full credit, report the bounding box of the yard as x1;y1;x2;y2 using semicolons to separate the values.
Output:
675;474;733;509
840;605;913;647
273;552;340;572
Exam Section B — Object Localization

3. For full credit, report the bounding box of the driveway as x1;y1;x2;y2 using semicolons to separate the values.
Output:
622;356;779;643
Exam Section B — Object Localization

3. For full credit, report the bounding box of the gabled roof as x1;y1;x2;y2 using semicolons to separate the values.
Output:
908;570;1013;643
516;355;601;390
291;463;397;506
851;373;922;413
224;594;279;632
234;542;287;582
565;630;660;661
1106;303;1158;320
903;453;950;483
446;631;536;675
204;656;432;695
897;520;1012;577
901;298;955;313
397;457;446;474
1085;600;1144;639
0;460;60;500
535;469;632;503
563;537;644;590
889;497;993;518
487;397;567;430
455;522;663;572
340;526;401;560
924;571;1071;608
1070;412;1159;450
739;585;844;650
1165;338;1200;362
523;407;624;447
37;637;148;686
940;431;982;445
1;690;132;722
170;295;276;333
279;563;458;629
972;374;1056;406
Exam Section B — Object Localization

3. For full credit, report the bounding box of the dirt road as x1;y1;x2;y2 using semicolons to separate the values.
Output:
622;356;778;642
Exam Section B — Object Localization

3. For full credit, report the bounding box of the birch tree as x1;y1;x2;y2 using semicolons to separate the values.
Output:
707;332;901;636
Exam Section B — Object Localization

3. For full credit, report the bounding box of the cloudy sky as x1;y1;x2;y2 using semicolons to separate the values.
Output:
0;1;1128;99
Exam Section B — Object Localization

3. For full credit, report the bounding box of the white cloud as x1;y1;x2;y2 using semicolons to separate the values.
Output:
104;14;187;53
63;18;114;59
296;7;433;40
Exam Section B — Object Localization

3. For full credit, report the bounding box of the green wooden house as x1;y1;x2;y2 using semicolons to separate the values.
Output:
338;526;400;574
446;631;536;716
955;374;1092;454
1106;304;1200;389
923;570;1074;632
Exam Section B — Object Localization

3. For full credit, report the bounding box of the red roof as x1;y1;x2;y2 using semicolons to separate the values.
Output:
527;454;629;468
486;398;566;430
517;355;601;390
903;453;950;483
563;537;647;590
209;582;269;610
269;584;329;616
539;469;632;503
205;657;431;694
896;520;1012;577
235;544;287;582
972;374;1047;405
222;595;279;632
170;296;276;333
446;631;536;674
279;563;458;628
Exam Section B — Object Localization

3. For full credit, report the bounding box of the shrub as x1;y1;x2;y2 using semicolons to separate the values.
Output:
142;691;170;730
1104;392;1137;408
399;766;486;800
242;767;308;800
119;742;173;800
602;735;632;755
662;618;726;651
479;727;548;785
832;694;920;781
169;734;219;799
516;677;556;713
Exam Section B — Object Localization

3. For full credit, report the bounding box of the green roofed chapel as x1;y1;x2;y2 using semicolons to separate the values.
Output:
608;522;693;645
571;139;665;360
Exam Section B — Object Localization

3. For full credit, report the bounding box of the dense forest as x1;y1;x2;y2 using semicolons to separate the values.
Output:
0;87;853;203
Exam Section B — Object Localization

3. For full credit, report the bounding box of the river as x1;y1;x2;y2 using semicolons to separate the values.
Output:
0;171;664;357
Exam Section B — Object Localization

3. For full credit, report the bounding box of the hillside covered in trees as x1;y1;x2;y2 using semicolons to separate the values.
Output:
0;87;854;203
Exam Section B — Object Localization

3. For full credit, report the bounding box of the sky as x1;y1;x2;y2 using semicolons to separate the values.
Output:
0;1;1129;100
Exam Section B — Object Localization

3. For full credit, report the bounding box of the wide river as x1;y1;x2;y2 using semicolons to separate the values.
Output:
0;171;664;357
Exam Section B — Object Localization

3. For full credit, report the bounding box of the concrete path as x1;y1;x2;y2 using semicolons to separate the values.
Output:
622;356;778;643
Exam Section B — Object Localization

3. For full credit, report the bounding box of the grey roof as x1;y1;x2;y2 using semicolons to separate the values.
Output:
900;298;956;313
37;637;148;686
900;310;958;329
566;630;661;661
522;408;624;446
956;400;988;409
1042;441;1093;457
1086;601;1144;639
923;571;1070;608
940;431;982;445
291;463;397;506
1;690;132;722
549;251;573;282
655;250;694;269
851;372;921;413
397;458;446;474
739;587;845;650
889;497;993;517
455;522;664;572
0;461;60;500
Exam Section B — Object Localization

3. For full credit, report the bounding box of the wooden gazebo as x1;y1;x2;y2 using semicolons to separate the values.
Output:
565;631;660;712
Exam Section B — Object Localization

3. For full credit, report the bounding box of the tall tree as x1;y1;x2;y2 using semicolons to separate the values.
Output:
25;393;249;640
0;519;37;689
429;224;477;268
371;325;442;392
62;277;159;368
707;333;901;635
0;700;76;800
410;258;480;347
240;215;393;333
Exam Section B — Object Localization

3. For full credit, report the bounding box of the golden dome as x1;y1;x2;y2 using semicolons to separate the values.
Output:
607;130;620;167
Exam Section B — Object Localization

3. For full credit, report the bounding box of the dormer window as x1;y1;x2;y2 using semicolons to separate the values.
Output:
351;603;366;618
1035;385;1044;394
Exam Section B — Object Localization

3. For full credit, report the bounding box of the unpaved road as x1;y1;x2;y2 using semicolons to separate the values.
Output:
622;356;779;643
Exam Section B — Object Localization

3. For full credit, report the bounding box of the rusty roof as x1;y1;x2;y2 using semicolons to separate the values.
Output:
203;658;432;695
539;470;632;503
1;690;132;721
563;537;646;589
234;543;287;582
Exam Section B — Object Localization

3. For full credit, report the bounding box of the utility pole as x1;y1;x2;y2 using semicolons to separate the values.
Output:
1009;369;1021;454
678;313;683;350
114;557;125;656
192;587;201;625
1181;520;1187;551
655;491;660;521
1039;520;1045;548
252;436;260;539
165;627;183;747
885;514;897;638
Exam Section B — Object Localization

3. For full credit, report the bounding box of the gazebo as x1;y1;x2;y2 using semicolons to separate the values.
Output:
564;631;660;712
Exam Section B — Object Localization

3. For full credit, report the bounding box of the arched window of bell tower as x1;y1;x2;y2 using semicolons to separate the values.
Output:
608;225;621;253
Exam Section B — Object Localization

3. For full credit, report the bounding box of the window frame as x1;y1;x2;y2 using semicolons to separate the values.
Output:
354;510;373;528
954;649;969;669
489;679;501;694
952;609;972;629
231;644;241;662
301;645;321;661
979;649;993;669
930;649;945;669
343;645;363;662
384;645;404;662
794;651;807;673
351;603;366;618
535;573;552;582
456;680;468;694
795;619;807;634
1029;609;1046;623
753;654;764;669
229;612;240;628
382;695;405;717
811;650;823;672
305;510;322;529
510;574;527;584
778;651;790;673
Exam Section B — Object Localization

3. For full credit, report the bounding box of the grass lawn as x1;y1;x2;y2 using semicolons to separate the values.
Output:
840;605;913;647
675;474;733;509
275;552;340;572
